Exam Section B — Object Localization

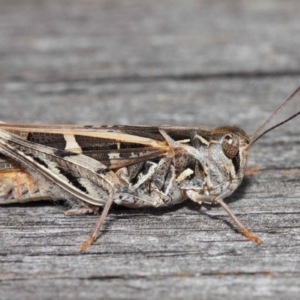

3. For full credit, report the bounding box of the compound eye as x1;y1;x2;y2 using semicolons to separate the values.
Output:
222;135;239;159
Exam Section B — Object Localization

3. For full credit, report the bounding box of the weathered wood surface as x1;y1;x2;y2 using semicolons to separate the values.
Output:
1;1;300;299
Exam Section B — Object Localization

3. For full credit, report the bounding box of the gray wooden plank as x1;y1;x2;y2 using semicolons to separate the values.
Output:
1;77;300;300
1;0;300;299
0;0;300;82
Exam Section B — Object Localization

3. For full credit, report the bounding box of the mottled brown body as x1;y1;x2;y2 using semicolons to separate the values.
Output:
0;123;258;249
0;125;249;208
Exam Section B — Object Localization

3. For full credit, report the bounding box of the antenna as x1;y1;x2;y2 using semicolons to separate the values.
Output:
249;86;300;146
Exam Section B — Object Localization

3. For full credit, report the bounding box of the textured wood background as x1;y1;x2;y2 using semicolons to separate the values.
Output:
0;1;300;299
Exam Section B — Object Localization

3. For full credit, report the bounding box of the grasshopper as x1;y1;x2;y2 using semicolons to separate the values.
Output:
0;87;299;251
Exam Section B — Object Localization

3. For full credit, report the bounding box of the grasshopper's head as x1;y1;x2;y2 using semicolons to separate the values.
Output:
212;126;250;173
206;126;250;197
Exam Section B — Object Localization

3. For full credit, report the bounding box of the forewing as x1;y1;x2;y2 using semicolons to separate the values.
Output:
0;124;170;169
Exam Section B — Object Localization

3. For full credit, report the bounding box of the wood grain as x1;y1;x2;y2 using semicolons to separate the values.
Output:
0;1;300;299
